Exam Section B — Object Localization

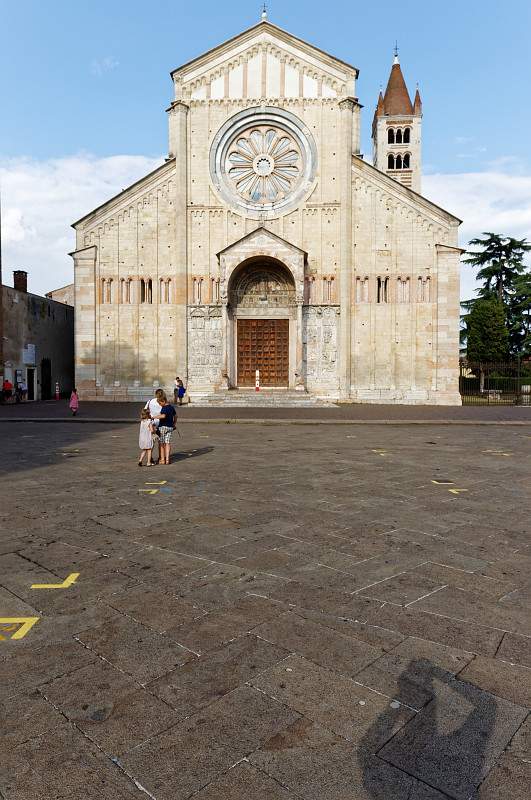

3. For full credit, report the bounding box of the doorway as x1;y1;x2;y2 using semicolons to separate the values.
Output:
237;319;289;387
41;358;52;400
27;368;35;401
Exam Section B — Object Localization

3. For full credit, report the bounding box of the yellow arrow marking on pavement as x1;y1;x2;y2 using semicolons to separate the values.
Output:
431;480;455;485
31;572;80;590
448;488;469;495
145;481;167;485
0;617;40;640
139;489;159;495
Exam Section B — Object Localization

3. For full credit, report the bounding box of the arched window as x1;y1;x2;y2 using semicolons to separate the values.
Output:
387;154;395;170
395;154;403;170
140;279;146;304
387;128;395;144
403;153;411;169
395;128;403;144
377;276;389;304
403;127;411;144
147;279;153;304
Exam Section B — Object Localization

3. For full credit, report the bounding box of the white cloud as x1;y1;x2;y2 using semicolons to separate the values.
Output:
424;170;531;300
0;154;162;295
1;155;530;302
90;56;119;77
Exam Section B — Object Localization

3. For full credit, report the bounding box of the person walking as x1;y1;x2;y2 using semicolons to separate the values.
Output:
69;388;79;416
154;394;176;465
173;376;180;404
144;388;165;463
138;407;155;466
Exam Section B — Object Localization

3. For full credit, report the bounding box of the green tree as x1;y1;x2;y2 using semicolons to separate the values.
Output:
463;233;531;356
513;271;531;356
466;296;509;362
466;296;509;391
464;233;530;303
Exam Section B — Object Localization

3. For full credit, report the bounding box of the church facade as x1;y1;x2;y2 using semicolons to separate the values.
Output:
71;18;461;404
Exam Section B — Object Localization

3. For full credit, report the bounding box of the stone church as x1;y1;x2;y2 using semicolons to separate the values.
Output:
71;16;461;404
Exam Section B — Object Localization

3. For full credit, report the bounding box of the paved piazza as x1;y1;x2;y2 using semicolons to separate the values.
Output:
0;420;530;799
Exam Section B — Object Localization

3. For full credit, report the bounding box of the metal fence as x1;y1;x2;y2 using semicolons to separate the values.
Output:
459;360;531;405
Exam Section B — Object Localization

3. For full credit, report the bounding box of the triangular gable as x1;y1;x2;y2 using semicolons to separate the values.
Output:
172;21;358;101
217;226;307;259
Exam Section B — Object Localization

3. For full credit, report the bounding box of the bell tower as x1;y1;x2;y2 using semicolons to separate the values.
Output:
372;49;422;192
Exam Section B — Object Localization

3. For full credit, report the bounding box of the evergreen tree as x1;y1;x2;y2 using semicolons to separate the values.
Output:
464;233;530;303
466;296;509;363
462;233;531;356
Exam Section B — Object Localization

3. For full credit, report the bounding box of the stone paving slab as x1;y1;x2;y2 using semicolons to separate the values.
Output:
0;421;529;798
457;655;531;707
354;637;476;710
0;725;142;800
250;653;416;746
254;611;382;677
148;633;289;719
2;398;531;421
191;760;296;799
41;657;181;755
76;613;196;683
379;678;528;799
119;686;300;800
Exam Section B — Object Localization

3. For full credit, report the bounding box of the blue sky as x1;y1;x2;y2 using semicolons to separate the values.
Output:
1;0;530;295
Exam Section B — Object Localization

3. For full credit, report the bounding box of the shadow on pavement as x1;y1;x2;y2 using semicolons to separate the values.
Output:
0;421;134;478
170;446;214;463
359;659;497;800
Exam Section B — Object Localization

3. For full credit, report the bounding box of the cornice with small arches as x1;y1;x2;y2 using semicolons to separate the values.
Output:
81;178;175;246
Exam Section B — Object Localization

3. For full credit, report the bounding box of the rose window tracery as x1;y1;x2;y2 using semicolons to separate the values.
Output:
226;127;302;205
210;107;317;218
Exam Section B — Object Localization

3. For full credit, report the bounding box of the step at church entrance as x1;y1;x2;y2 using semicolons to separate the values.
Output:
237;319;289;387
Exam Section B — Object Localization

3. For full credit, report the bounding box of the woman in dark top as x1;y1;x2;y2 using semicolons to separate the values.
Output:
155;397;177;465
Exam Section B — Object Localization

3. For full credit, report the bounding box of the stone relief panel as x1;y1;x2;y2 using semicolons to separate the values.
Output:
188;306;223;388
303;306;340;392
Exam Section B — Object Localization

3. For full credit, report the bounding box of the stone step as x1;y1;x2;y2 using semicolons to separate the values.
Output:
189;391;335;407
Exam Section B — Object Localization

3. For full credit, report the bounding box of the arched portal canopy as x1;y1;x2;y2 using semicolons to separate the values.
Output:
229;257;296;308
217;227;306;300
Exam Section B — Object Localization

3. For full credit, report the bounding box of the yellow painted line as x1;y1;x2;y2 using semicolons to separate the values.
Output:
31;572;80;590
145;481;167;486
448;488;469;495
482;450;512;456
0;617;40;640
138;489;159;495
431;480;454;485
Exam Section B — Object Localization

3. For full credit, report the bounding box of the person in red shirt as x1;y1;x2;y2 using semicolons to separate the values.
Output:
2;379;13;402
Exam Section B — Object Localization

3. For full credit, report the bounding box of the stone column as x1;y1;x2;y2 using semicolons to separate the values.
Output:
70;245;97;397
168;100;189;384
434;244;462;405
295;293;304;391
338;98;355;399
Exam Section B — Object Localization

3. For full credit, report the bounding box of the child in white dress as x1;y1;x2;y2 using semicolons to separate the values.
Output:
138;407;155;466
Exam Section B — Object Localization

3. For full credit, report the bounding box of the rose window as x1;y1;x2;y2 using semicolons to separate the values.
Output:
226;127;302;205
210;107;317;218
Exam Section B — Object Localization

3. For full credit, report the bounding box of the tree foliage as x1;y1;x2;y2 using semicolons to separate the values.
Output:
462;233;531;356
466;296;509;362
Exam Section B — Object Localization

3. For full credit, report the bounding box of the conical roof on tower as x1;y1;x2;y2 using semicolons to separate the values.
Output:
413;86;422;115
376;53;414;116
372;90;385;135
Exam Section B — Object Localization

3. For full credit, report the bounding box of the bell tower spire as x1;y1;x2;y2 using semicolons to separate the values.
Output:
372;49;422;192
